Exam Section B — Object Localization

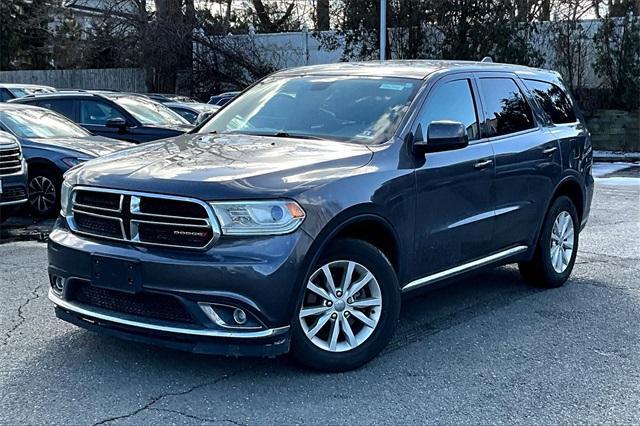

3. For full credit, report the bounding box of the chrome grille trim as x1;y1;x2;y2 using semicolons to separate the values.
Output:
67;186;221;249
0;146;24;177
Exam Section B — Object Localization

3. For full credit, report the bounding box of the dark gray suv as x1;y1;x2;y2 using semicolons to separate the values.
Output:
47;61;594;371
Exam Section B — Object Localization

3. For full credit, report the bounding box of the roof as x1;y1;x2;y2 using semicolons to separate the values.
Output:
273;60;559;80
0;102;46;111
9;91;140;102
0;83;55;90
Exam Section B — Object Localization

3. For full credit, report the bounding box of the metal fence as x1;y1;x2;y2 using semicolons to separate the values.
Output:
0;68;147;92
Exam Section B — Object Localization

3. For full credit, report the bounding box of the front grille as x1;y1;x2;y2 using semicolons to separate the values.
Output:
72;282;195;324
0;146;22;176
69;187;219;249
74;212;123;238
0;186;27;202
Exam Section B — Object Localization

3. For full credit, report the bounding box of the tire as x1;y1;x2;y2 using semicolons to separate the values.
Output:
291;238;401;372
519;196;579;288
27;166;61;217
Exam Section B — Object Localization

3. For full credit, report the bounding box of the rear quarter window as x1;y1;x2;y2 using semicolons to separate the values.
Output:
524;79;577;124
478;78;536;137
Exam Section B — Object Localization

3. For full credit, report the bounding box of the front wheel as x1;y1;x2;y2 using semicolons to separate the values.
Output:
519;196;579;288
291;239;400;372
28;168;61;217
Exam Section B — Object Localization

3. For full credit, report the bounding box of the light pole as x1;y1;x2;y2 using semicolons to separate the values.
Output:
380;0;387;61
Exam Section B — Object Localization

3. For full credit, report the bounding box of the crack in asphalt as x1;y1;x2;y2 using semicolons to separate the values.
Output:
92;374;234;426
2;283;43;346
151;408;246;425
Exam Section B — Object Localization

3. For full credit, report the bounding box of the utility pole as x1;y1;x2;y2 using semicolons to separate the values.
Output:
380;0;386;60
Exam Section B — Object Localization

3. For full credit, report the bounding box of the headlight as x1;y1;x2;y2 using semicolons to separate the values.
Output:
60;181;73;216
209;200;305;236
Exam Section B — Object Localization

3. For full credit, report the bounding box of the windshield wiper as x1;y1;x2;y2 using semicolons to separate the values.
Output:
265;131;329;141
215;130;330;141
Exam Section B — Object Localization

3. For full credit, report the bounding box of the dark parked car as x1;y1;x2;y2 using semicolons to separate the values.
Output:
208;91;239;106
147;93;198;104
0;131;28;222
0;83;56;102
11;92;193;143
0;104;133;216
47;61;593;371
164;102;220;124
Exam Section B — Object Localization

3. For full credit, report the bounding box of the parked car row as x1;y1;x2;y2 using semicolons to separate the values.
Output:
0;103;132;216
12;91;194;143
0;86;235;221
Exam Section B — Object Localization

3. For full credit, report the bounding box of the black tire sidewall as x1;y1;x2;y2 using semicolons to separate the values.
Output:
535;196;579;287
290;238;401;372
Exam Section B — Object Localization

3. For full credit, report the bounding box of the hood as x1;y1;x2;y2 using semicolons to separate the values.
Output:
70;133;373;200
27;136;134;157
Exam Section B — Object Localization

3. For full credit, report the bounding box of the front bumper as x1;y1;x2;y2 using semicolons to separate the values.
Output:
48;220;315;357
50;290;290;356
0;169;28;206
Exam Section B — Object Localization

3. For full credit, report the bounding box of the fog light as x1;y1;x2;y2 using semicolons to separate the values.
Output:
198;302;262;330
233;308;247;325
52;276;65;294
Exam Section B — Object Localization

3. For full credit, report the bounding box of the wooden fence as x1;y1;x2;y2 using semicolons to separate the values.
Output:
0;68;147;92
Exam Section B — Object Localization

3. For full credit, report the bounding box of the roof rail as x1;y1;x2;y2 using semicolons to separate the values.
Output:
481;56;493;63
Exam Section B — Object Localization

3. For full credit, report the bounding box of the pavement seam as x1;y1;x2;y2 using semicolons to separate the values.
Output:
150;408;246;425
2;283;43;346
92;374;234;426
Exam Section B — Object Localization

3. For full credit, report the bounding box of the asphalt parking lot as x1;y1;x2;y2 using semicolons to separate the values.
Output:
1;163;639;425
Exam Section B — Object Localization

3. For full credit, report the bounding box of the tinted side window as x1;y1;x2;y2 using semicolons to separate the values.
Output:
35;99;75;120
417;79;479;141
479;78;535;137
0;88;12;102
524;79;577;124
79;100;126;125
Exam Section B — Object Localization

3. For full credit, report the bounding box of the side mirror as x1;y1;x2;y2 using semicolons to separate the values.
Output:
105;117;128;130
413;121;469;154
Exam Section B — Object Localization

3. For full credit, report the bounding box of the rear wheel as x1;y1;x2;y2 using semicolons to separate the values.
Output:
28;167;61;217
291;239;400;372
519;196;579;288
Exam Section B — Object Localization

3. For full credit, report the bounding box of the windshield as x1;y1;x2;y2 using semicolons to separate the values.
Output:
113;96;190;126
199;76;420;144
8;87;53;98
0;108;90;138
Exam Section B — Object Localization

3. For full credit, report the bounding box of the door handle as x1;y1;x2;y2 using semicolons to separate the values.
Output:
543;146;558;155
474;159;493;170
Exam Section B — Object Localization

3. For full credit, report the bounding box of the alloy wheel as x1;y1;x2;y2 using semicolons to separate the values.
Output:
550;210;574;273
298;260;382;352
28;175;57;214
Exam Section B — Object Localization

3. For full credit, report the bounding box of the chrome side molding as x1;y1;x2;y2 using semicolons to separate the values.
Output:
402;245;528;293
